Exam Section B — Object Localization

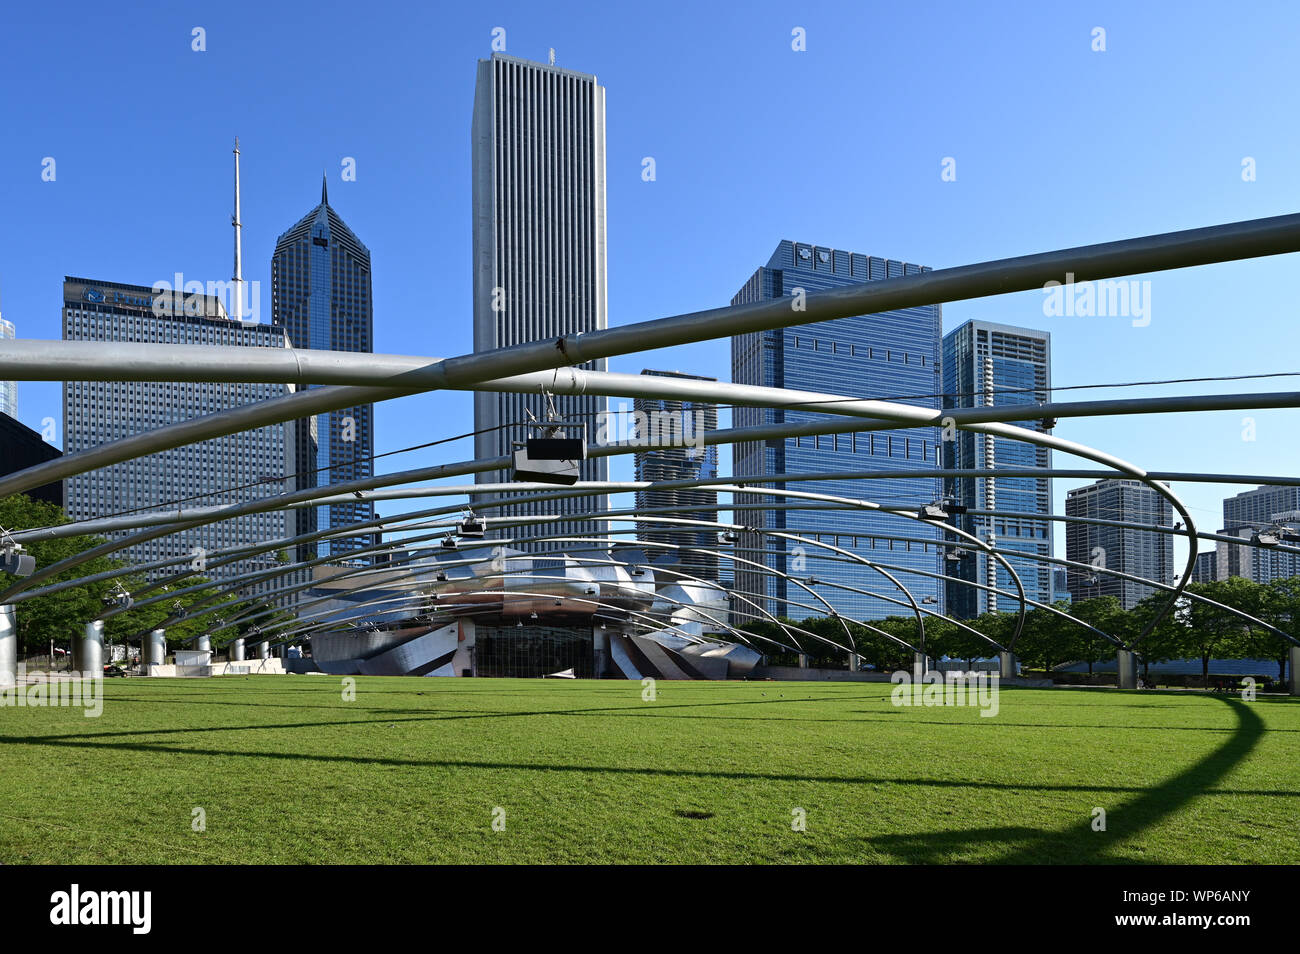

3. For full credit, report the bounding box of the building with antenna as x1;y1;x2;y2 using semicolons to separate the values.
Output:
271;175;375;562
231;138;247;321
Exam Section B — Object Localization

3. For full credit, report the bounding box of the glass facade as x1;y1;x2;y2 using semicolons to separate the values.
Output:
633;370;720;581
271;180;375;562
474;624;594;678
942;320;1054;617
731;242;945;622
0;316;15;418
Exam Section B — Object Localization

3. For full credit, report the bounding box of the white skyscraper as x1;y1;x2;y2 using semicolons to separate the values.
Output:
0;307;15;419
62;277;297;602
471;52;609;551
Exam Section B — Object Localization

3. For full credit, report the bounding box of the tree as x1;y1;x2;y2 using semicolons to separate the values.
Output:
0;494;128;654
1182;579;1265;682
1069;596;1125;675
1014;605;1077;673
1247;577;1300;683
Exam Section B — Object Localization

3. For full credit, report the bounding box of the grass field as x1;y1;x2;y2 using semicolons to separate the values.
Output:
0;676;1296;864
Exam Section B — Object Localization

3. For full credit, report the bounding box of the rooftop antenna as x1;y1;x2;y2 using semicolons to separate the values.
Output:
232;137;244;321
548;47;555;66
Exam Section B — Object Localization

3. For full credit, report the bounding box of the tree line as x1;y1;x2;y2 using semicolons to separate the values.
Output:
1;494;298;657
741;575;1299;683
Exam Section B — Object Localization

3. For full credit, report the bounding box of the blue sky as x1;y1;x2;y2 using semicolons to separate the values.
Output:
2;0;1298;567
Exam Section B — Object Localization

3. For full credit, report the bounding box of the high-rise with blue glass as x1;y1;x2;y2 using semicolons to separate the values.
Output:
941;320;1053;617
272;178;374;562
731;242;946;622
633;370;720;582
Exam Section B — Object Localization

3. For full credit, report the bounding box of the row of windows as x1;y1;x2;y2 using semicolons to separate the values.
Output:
789;335;934;367
789;432;938;460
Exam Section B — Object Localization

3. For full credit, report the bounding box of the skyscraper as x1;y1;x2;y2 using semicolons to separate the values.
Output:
731;241;946;622
471;53;609;550
0;311;15;419
62;277;295;600
1191;550;1220;583
271;178;375;561
632;370;719;582
1064;478;1173;608
0;414;62;507
942;320;1054;617
1219;485;1300;583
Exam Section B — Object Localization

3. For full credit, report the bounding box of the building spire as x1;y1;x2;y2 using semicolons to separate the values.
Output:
321;171;329;206
232;137;244;321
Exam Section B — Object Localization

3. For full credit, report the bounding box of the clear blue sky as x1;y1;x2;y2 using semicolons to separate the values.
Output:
2;0;1298;567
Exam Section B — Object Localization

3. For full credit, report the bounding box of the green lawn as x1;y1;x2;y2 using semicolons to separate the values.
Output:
0;677;1296;864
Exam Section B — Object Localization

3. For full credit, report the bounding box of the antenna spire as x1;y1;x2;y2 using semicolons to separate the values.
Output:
321;171;329;205
232;137;244;321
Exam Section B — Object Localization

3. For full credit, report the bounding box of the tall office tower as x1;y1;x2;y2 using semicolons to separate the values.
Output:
62;278;296;602
271;178;375;562
1052;567;1072;603
1219;485;1300;582
1064;478;1173;609
0;311;15;418
731;242;945;622
632;370;719;582
941;320;1054;618
471;53;609;551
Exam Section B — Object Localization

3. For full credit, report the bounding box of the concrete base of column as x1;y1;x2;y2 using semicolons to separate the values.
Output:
1116;649;1138;690
196;634;211;653
0;604;16;689
796;653;808;669
1290;645;1300;696
913;652;929;675
998;651;1017;679
230;638;245;662
75;620;104;676
144;629;166;667
256;641;270;660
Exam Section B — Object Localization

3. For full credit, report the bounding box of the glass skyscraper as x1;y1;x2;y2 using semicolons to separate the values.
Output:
0;313;15;419
633;370;720;582
471;53;609;550
271;179;374;562
731;242;945;622
942;320;1054;617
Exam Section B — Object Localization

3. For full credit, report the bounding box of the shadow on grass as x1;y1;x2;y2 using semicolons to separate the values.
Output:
861;694;1267;863
0;697;1289;803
